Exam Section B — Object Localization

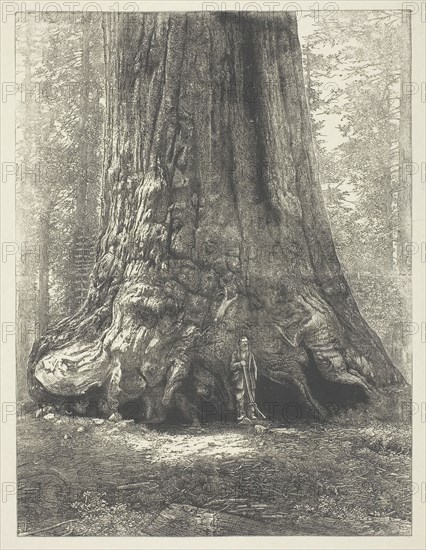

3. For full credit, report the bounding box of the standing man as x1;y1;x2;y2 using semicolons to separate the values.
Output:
230;336;262;423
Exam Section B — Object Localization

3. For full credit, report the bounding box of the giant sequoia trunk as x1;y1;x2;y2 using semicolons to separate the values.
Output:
28;12;406;423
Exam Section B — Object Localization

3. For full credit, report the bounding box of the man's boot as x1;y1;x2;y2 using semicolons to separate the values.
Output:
247;404;257;421
237;401;251;424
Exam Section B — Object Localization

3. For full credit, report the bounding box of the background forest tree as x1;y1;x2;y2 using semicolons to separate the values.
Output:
16;11;411;403
16;13;104;397
299;11;411;382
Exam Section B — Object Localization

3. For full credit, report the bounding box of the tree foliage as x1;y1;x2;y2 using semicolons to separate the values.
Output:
301;11;410;380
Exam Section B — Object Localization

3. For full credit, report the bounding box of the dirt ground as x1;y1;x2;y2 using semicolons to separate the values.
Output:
17;410;411;536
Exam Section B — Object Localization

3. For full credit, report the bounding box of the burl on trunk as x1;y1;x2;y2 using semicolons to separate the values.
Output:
27;12;406;423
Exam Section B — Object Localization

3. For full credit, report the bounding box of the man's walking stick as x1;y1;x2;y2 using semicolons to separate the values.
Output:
242;362;266;420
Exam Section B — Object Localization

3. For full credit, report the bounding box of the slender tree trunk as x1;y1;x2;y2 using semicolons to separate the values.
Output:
384;74;395;272
397;11;412;378
38;211;50;334
17;17;38;399
36;38;54;335
374;62;397;273
398;12;412;273
71;14;91;308
28;13;406;422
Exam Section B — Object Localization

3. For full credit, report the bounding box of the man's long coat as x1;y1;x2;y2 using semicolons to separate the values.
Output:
230;349;257;397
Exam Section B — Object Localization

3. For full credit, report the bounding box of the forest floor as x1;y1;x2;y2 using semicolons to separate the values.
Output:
17;410;411;537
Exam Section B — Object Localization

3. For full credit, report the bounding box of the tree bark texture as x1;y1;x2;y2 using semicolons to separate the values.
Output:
28;12;406;423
